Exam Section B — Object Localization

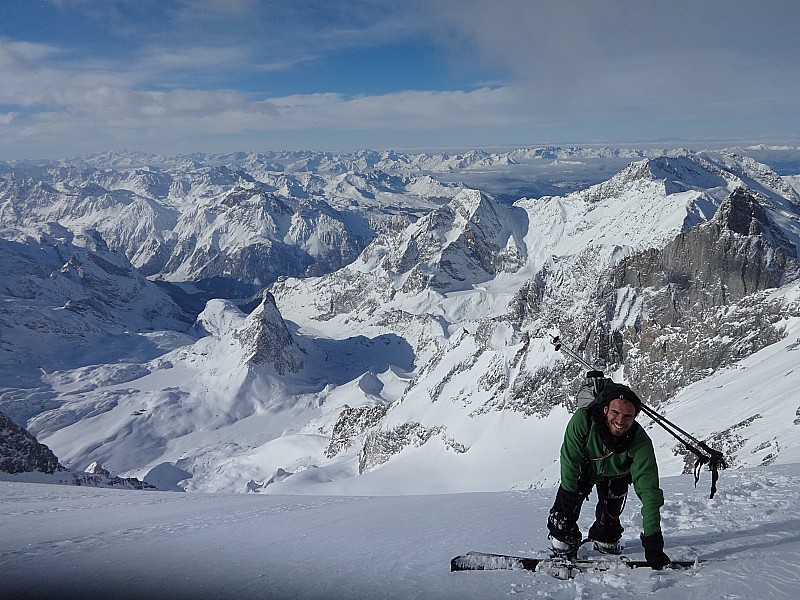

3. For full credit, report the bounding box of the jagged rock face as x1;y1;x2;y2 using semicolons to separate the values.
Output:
0;411;60;474
622;294;792;407
611;188;796;325
594;188;800;406
358;420;470;473
232;292;305;374
359;422;444;473
325;405;389;458
65;472;158;490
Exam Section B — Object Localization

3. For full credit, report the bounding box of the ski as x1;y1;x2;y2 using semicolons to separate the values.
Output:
450;551;699;578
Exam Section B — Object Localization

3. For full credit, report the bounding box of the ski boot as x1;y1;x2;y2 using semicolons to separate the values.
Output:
549;536;580;561
591;539;623;555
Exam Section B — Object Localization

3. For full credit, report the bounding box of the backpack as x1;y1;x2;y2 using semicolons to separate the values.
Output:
576;372;643;416
575;370;611;410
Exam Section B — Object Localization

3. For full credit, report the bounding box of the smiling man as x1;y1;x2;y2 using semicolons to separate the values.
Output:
546;381;671;569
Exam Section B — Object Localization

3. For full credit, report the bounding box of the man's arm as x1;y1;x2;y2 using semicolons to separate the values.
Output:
630;433;665;536
559;409;589;493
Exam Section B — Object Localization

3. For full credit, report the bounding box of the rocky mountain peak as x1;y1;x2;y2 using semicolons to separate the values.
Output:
714;187;797;255
612;188;797;323
450;188;495;221
232;292;305;374
602;185;800;407
380;188;525;292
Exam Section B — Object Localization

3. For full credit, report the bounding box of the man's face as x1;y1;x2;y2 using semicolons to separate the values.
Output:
604;398;636;437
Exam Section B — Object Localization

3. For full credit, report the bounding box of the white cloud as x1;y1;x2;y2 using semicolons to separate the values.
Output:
0;81;540;158
0;38;61;71
139;45;250;72
424;0;800;105
1;1;798;158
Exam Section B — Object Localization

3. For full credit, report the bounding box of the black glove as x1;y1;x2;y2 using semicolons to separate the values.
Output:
640;532;671;570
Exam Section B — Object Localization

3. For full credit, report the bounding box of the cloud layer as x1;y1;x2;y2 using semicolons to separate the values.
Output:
1;0;798;159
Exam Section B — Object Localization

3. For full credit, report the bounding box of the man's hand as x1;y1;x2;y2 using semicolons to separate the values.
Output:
640;532;671;569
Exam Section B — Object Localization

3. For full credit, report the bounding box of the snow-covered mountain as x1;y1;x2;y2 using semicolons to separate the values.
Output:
0;221;193;397
0;155;458;302
1;147;799;499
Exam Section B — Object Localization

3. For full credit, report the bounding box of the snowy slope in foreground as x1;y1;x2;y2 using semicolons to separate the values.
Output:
1;463;798;600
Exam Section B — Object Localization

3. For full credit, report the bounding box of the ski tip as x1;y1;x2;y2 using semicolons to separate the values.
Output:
450;551;540;572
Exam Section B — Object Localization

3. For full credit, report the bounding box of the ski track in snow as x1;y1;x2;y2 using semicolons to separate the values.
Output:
1;463;798;600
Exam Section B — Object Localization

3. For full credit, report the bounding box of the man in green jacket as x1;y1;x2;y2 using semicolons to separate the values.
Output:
547;381;671;568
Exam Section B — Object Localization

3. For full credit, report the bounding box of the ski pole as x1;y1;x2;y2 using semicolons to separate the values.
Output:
551;336;606;394
638;404;707;449
551;336;595;371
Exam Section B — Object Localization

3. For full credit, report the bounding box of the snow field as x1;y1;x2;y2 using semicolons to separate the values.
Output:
1;462;798;600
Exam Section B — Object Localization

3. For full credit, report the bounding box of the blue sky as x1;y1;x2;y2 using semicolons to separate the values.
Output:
1;0;798;159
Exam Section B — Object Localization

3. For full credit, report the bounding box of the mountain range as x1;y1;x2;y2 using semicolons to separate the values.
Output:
1;146;799;495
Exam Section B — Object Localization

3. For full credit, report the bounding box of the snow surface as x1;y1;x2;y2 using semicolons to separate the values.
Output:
2;463;798;600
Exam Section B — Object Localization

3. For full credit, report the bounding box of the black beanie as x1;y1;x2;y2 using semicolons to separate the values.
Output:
596;382;642;415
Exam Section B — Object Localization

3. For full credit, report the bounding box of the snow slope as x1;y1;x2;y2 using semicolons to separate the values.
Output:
1;463;798;600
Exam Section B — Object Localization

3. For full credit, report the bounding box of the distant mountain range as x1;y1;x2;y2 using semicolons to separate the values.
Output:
1;146;799;493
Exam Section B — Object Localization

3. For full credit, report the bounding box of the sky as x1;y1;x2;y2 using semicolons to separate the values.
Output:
1;0;799;160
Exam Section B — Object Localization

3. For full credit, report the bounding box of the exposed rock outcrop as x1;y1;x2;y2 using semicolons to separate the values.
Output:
0;410;60;474
232;292;305;374
595;188;800;405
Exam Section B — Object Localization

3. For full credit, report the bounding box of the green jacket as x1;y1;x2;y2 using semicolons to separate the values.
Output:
560;407;664;536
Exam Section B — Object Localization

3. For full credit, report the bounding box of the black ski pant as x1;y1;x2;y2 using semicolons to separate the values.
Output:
547;474;631;545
